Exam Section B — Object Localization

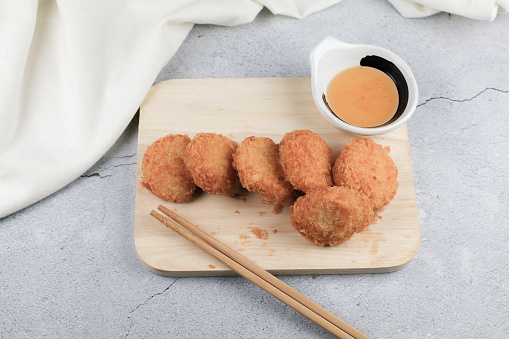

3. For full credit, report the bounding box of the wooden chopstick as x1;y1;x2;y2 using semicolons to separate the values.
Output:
151;205;370;339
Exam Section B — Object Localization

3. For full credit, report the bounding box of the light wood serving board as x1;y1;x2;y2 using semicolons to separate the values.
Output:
135;77;420;277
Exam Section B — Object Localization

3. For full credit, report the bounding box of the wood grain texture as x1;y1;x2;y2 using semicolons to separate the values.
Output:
135;77;420;277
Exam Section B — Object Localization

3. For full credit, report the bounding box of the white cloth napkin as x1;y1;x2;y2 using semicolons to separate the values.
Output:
0;0;342;218
389;0;508;21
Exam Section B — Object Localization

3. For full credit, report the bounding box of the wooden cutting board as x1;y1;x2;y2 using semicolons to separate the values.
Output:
135;77;420;277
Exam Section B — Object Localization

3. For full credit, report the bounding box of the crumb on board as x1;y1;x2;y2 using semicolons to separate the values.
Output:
272;229;278;234
229;193;247;201
234;210;240;214
255;211;268;216
250;227;267;240
239;233;251;240
272;204;283;214
312;275;317;279
208;264;216;269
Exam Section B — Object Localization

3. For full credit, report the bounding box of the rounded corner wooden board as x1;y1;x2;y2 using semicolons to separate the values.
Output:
135;77;420;277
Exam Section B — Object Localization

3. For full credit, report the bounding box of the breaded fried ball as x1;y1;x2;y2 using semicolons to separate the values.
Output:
183;133;239;195
290;186;374;246
141;134;196;202
279;129;333;193
333;138;398;209
232;136;294;211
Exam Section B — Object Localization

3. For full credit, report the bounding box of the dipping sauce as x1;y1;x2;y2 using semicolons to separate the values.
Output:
326;66;399;128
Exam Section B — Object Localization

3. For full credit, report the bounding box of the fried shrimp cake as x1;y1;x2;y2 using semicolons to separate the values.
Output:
183;133;239;195
333;138;398;209
290;186;374;246
232;136;294;212
279;129;333;193
141;134;196;202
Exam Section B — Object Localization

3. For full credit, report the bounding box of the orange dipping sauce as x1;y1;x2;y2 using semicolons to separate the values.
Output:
326;66;399;128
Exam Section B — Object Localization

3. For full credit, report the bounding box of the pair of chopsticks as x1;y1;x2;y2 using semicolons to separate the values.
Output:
151;205;370;339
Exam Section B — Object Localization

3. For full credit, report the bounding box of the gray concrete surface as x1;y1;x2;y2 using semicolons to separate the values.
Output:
2;1;508;338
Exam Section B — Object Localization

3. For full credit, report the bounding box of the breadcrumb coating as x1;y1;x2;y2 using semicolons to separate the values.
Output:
279;129;333;193
183;133;239;195
232;136;294;210
141;134;196;202
290;186;374;246
332;138;398;209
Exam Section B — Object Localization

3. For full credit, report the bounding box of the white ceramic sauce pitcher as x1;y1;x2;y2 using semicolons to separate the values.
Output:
310;36;418;135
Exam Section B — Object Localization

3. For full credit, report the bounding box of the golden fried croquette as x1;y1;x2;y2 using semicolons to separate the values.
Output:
232;136;294;211
183;133;239;195
332;138;398;209
290;186;374;246
279;129;333;193
141;134;196;202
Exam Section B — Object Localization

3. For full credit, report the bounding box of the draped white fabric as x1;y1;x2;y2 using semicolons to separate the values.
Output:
389;0;508;21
